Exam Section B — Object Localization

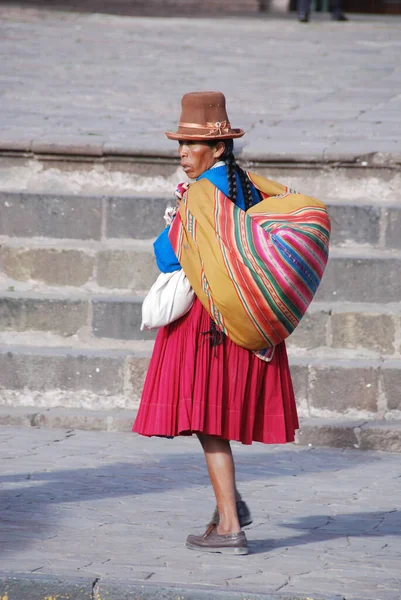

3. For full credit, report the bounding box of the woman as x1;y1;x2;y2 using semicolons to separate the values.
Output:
133;91;320;555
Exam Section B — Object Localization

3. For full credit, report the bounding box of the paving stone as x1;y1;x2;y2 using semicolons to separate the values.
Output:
127;356;151;403
359;421;401;453
92;298;156;340
0;427;400;599
296;420;363;450
331;311;397;355
384;205;401;250
0;192;102;240
327;204;381;246
0;348;125;394
0;11;400;163
308;363;380;414
287;309;329;350
316;256;401;303
28;409;134;433
96;249;159;290
106;196;168;239
381;361;401;411
0;247;95;286
288;362;309;406
0;296;88;336
31;135;105;157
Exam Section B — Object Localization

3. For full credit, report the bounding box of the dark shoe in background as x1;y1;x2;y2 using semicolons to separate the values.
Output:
298;11;310;21
210;500;253;528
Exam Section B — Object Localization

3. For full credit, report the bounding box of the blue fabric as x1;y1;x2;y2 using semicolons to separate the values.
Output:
153;227;181;273
197;164;261;210
153;165;261;273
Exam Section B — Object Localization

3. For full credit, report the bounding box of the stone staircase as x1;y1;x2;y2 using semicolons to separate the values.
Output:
0;158;400;450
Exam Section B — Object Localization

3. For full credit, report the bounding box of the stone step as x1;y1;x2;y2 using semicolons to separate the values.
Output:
0;191;168;241
1;407;400;452
1;189;401;249
1;291;400;356
0;344;150;410
0;344;400;421
296;418;401;453
1;242;400;301
316;247;401;303
0;237;159;291
0;290;155;342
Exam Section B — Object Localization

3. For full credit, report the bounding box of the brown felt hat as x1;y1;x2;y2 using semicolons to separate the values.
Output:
165;91;245;141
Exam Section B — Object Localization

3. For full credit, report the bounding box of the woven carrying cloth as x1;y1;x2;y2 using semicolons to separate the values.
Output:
168;172;331;351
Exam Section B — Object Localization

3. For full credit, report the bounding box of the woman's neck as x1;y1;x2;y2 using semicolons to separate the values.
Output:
210;160;225;170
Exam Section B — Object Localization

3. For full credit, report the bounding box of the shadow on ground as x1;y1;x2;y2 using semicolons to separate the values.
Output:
0;441;394;558
249;509;400;554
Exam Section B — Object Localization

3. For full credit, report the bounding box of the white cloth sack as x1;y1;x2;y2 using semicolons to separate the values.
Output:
141;269;195;330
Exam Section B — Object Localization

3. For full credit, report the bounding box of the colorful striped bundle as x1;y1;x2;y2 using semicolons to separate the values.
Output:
169;172;330;351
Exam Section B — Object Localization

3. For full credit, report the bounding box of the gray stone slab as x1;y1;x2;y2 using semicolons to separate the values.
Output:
0;10;400;162
0;347;125;394
0;426;400;599
127;355;151;401
381;361;401;412
0;192;103;240
384;205;401;250
327;204;381;247
106;196;168;239
359;421;401;453
3;189;400;250
0;406;136;432
31;135;105;157
316;255;401;303
307;363;380;415
3;407;401;455
92;297;156;340
2;341;401;418
96;249;159;290
0;295;88;336
295;419;365;450
0;246;95;286
330;311;397;355
0;574;341;600
286;309;329;350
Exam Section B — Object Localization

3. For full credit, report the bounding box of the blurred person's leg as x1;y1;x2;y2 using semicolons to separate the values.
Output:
297;0;312;21
330;0;348;19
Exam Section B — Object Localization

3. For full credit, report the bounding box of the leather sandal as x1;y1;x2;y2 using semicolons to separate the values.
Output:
186;524;248;555
209;500;252;528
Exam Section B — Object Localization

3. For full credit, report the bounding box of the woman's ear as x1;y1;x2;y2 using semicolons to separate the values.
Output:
214;141;226;160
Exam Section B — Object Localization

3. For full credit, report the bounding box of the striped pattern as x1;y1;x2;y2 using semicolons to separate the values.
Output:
169;173;330;350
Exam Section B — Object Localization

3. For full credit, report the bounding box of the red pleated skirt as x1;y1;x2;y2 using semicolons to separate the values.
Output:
133;299;299;445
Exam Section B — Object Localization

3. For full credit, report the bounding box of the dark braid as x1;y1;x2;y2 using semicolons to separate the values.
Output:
237;166;255;211
221;140;255;210
225;153;238;204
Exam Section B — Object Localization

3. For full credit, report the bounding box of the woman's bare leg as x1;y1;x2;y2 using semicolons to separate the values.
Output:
197;433;240;534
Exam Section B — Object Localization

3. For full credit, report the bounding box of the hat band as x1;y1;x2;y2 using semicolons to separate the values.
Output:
179;120;231;136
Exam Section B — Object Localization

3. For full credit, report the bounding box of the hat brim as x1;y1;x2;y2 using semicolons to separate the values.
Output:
165;129;245;141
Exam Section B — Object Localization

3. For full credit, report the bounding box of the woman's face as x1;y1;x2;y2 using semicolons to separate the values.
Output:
178;141;225;179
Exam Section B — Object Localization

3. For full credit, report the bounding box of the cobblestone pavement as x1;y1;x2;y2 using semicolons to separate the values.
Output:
0;426;400;599
0;7;401;161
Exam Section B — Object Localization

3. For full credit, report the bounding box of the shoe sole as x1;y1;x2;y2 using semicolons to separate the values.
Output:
186;541;249;555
